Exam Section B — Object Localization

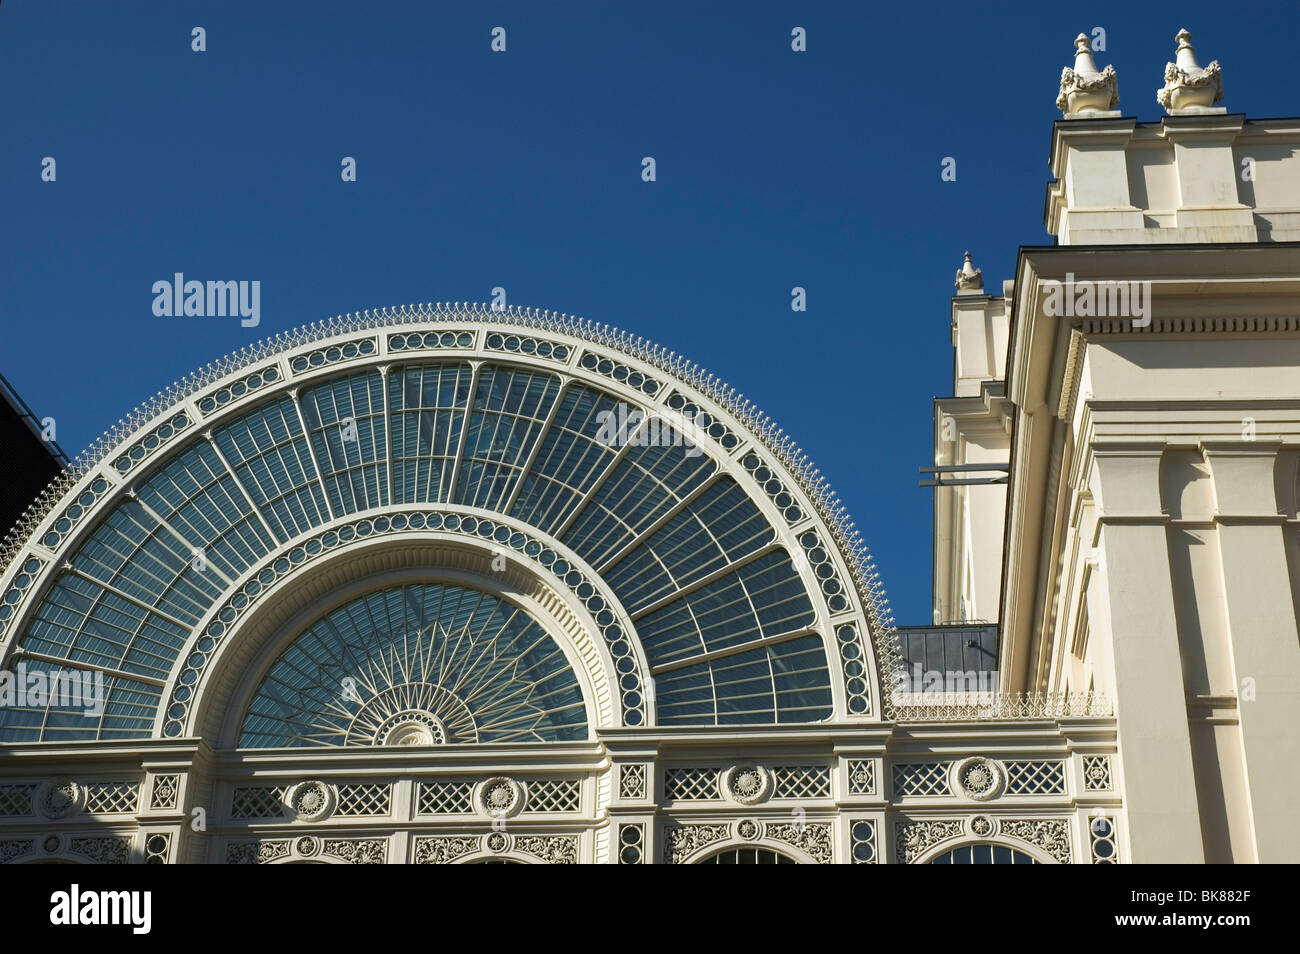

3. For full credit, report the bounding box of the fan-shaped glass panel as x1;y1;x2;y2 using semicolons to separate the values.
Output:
238;583;588;747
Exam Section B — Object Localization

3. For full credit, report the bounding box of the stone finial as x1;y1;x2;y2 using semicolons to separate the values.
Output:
954;251;983;294
1057;33;1120;117
1157;29;1223;113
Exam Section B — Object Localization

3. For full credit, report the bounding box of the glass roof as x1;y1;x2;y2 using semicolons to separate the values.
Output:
0;360;834;743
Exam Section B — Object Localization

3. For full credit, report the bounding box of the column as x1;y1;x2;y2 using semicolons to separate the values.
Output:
1203;441;1300;863
1090;442;1204;862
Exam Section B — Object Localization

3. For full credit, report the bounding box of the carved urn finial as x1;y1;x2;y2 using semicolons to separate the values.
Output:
1057;33;1120;117
955;251;983;294
1157;29;1223;113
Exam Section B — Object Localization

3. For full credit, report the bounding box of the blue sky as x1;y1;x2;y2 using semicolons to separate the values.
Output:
2;1;1295;623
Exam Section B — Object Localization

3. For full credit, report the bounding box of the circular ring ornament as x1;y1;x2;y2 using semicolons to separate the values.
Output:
285;780;336;822
42;834;63;854
735;818;762;842
295;836;321;858
37;779;84;820
477;777;525;819
484;832;511;854
951;757;1005;801
722;764;772;806
377;710;448;746
967;815;998;838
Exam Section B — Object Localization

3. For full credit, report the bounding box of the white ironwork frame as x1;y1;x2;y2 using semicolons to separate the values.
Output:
0;307;891;737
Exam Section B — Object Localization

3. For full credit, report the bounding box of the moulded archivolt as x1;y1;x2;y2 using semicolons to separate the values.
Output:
664;820;831;864
172;519;643;745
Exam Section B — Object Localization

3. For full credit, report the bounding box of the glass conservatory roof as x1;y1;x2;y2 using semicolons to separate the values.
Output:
0;356;838;743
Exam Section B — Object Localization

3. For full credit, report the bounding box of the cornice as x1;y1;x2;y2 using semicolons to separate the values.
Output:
1048;116;1139;179
1076;315;1300;335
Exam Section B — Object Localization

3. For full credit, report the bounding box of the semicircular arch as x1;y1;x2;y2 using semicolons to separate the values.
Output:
182;518;646;747
0;307;893;743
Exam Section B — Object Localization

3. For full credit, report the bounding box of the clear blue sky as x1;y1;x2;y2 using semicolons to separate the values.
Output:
2;1;1295;624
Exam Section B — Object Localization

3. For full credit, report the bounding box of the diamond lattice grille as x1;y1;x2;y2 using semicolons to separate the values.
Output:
892;762;952;797
417;781;473;815
664;767;721;801
772;765;832;799
84;782;139;815
231;786;287;819
523;778;581;813
335;783;391;816
0;784;35;816
1004;761;1066;795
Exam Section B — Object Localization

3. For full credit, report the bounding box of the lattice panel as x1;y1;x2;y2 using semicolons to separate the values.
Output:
232;785;287;819
84;782;140;815
847;760;876;795
0;784;35;816
335;783;391;816
151;774;180;810
664;767;721;801
1082;755;1112;791
619;763;647;800
772;765;832;799
892;762;952;797
523;779;581;813
417;781;473;815
1004;761;1066;795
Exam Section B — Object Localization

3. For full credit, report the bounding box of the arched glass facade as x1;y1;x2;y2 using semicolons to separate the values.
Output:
0;311;1110;864
0;346;844;743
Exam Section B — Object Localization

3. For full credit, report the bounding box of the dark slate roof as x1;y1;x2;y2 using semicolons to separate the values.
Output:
0;371;67;538
893;623;999;692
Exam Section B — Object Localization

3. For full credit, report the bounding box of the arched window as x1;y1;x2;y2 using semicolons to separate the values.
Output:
239;583;589;747
698;847;797;864
0;317;875;744
930;844;1037;864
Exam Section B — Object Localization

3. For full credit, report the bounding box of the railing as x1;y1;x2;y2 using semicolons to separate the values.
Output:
889;690;1113;721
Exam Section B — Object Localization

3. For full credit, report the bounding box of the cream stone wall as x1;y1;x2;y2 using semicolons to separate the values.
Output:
1046;117;1300;244
937;39;1300;858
